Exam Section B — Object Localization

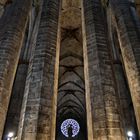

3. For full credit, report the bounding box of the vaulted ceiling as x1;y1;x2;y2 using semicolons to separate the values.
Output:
56;0;86;128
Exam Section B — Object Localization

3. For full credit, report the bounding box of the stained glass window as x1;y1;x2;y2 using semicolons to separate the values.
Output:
61;119;80;137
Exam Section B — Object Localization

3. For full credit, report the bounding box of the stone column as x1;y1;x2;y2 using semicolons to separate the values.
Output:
0;0;32;139
17;0;60;139
107;7;137;137
2;64;28;139
83;0;125;139
81;0;94;140
2;4;41;138
110;0;140;136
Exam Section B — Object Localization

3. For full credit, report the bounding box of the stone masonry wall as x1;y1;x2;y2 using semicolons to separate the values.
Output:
17;0;60;139
107;8;139;138
2;4;42;138
0;0;32;139
110;0;140;136
3;64;28;140
83;0;125;139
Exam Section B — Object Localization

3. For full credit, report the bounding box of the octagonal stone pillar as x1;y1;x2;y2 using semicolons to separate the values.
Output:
82;0;125;139
109;0;140;136
0;0;32;139
17;0;61;139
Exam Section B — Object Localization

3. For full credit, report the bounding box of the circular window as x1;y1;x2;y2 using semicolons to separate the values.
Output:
61;119;80;137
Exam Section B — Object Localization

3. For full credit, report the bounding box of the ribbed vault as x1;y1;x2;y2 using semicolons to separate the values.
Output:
56;0;87;139
57;29;85;120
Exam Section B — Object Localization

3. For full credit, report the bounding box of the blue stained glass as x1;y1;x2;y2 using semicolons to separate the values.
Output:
61;119;80;137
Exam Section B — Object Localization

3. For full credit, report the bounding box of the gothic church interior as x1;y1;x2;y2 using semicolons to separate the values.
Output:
0;0;140;140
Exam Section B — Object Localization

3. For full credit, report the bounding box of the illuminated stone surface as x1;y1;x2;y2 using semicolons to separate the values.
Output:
0;0;140;140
